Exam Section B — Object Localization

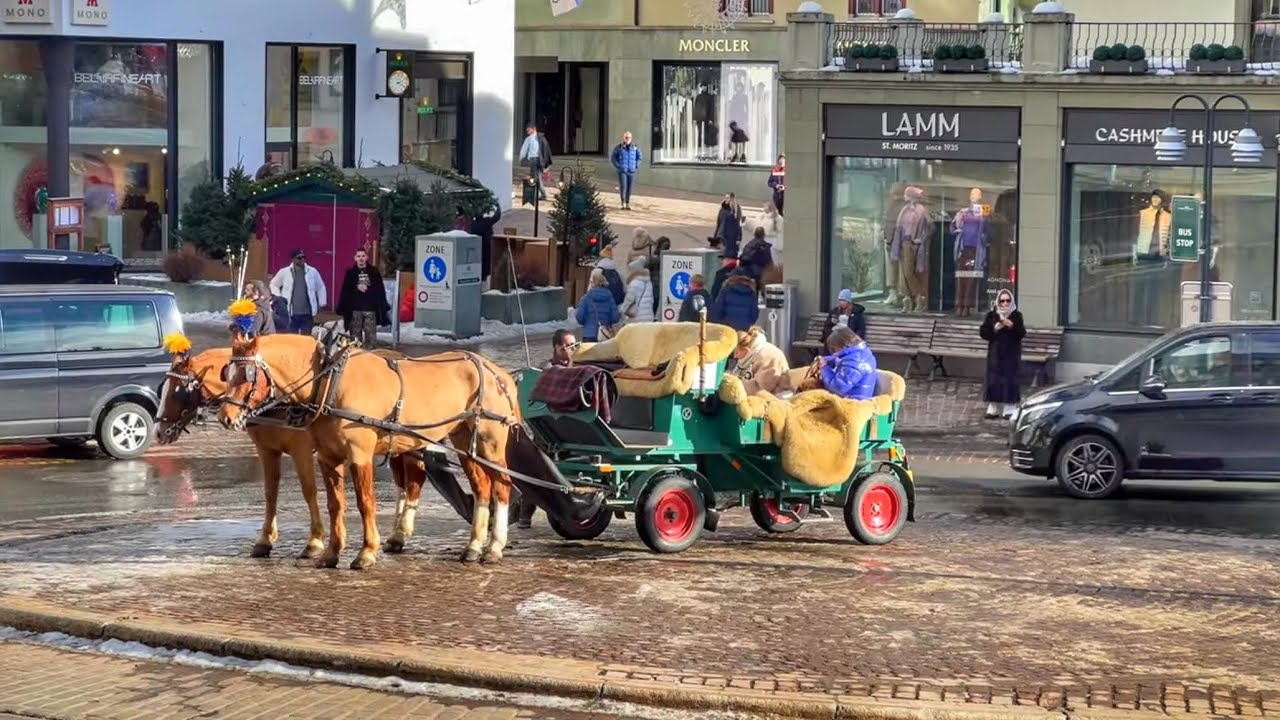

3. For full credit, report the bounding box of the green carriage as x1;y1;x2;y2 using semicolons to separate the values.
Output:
516;321;916;553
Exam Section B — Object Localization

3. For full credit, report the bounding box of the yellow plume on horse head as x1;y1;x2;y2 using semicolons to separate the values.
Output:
162;332;192;356
227;298;259;337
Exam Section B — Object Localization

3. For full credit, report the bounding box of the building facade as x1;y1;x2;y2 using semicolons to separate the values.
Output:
514;0;980;201
781;2;1280;376
0;0;514;267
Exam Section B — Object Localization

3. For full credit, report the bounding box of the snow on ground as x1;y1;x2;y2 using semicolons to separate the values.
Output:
0;626;738;720
182;311;230;326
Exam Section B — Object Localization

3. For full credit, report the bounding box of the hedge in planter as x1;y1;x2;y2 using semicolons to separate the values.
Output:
1187;43;1246;74
1089;43;1148;74
933;44;989;73
843;43;900;72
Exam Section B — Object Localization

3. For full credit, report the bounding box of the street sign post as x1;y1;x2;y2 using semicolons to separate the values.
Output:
1170;195;1201;263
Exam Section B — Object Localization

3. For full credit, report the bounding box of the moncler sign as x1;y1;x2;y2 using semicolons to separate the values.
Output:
2;0;50;24
72;0;111;26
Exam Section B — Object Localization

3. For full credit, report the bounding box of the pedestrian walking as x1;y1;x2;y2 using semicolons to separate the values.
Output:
709;269;759;331
629;227;656;268
710;256;738;299
518;123;552;200
620;256;656;324
678;274;711;322
756;200;783;265
596;243;626;305
714;195;743;260
610;131;642;210
979;288;1025;419
738;226;773;286
268;249;326;336
575;269;621;342
768;154;786;215
335;248;390;348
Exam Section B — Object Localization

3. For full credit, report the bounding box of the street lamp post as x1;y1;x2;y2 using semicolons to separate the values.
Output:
1153;93;1265;323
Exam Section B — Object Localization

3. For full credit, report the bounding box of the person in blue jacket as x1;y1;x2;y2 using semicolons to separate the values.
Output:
708;270;759;331
575;269;622;342
610;131;642;210
818;326;878;400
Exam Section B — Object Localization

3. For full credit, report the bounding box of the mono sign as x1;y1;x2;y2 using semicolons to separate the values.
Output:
824;105;1021;161
677;38;750;53
2;0;50;23
71;0;110;25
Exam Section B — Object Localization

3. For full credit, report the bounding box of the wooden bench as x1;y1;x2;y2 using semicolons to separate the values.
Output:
925;319;1063;387
864;315;935;377
790;312;935;377
1022;326;1064;386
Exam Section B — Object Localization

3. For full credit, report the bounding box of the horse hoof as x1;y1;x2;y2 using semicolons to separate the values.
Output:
249;543;272;559
298;542;324;560
316;553;340;569
481;549;503;564
350;551;378;571
383;537;405;554
460;548;481;564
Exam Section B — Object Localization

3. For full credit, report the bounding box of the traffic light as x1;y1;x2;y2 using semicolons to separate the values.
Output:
588;236;600;256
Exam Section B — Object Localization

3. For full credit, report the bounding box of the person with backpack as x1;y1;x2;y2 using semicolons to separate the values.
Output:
679;274;712;322
610;131;642;210
596;243;626;305
738;226;774;287
619;257;655;324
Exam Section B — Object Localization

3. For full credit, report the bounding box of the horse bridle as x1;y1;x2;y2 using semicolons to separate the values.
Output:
221;348;347;431
157;366;214;442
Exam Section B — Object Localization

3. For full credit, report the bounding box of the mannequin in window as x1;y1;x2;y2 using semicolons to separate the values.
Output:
890;185;931;313
1132;190;1171;327
882;182;908;308
952;187;990;316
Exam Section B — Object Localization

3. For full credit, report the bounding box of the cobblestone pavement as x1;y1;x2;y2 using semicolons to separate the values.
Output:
0;640;651;720
2;452;1279;717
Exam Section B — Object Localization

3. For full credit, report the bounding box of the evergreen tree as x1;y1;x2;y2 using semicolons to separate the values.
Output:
176;165;254;259
547;162;615;264
377;178;456;272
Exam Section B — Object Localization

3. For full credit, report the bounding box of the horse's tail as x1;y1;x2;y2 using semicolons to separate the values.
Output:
504;424;600;523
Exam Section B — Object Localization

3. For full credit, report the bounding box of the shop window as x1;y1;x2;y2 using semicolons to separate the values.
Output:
264;44;354;171
1065;165;1276;331
651;61;777;166
528;62;606;156
828;157;1018;315
71;42;169;264
0;41;47;250
176;44;216;222
399;53;473;174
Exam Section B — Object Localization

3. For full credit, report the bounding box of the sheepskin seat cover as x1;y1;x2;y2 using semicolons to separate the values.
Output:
717;370;907;488
574;322;738;399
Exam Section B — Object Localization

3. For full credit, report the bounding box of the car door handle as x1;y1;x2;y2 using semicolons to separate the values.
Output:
1207;392;1235;403
1247;392;1279;402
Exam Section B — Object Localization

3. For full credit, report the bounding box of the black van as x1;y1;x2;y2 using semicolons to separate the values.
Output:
0;284;181;459
1010;321;1280;499
0;249;123;285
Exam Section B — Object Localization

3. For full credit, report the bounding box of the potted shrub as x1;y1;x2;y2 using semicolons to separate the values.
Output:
934;43;989;73
1187;43;1246;74
843;43;900;72
1088;43;1148;74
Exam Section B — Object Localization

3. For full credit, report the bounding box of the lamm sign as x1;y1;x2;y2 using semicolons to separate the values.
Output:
823;105;1022;161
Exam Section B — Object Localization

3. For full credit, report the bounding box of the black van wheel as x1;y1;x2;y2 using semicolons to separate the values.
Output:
97;402;154;460
1055;434;1124;499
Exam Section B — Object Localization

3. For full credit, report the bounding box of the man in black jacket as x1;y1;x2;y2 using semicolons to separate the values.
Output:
335;248;390;347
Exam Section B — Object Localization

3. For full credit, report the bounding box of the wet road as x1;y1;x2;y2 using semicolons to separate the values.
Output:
3;430;1280;539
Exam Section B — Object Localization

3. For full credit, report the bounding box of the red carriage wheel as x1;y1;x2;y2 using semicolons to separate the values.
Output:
636;474;706;553
749;494;809;534
843;472;908;545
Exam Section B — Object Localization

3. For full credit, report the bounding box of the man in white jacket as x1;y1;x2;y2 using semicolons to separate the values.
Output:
269;249;327;335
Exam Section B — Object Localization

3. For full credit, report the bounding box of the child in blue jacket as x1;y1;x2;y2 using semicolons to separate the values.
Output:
818;326;878;400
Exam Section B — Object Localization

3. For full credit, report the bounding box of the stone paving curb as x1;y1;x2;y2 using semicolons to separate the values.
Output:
0;597;1067;720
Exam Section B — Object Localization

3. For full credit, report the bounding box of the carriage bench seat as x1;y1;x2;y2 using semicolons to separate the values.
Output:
575;322;738;399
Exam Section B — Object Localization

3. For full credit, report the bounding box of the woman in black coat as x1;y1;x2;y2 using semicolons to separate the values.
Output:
978;288;1025;419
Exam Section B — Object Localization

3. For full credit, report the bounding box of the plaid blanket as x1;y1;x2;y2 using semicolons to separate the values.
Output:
531;365;618;423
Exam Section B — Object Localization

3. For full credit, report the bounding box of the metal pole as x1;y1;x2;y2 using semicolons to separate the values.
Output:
533;190;541;237
1200;104;1215;323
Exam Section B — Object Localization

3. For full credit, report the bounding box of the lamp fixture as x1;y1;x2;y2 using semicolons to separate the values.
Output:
1153;126;1187;161
1229;127;1264;162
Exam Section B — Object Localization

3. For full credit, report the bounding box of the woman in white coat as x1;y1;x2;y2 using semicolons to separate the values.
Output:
619;256;655;324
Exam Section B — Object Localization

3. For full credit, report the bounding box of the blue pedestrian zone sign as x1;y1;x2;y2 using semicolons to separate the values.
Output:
669;271;690;300
423;255;448;284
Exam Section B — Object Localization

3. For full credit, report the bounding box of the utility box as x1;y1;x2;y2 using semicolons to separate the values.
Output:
658;248;721;322
762;281;798;351
415;231;482;339
1180;281;1232;327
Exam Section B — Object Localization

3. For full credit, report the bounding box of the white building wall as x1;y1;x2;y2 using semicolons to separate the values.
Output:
62;0;516;209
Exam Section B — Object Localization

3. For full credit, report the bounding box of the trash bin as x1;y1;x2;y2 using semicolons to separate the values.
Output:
1180;281;1232;326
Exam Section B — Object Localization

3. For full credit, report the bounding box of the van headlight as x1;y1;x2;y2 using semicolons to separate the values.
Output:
1015;401;1061;428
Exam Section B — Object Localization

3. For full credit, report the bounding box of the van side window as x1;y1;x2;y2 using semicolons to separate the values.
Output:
1150;335;1237;390
0;302;54;354
55;300;160;352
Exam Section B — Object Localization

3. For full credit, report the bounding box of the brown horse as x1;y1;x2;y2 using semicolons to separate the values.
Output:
217;333;523;570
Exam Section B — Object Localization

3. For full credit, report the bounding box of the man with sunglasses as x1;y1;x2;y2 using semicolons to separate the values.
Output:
518;329;579;529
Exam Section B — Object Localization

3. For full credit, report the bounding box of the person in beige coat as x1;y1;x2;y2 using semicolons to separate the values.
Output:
731;326;791;396
629;227;656;268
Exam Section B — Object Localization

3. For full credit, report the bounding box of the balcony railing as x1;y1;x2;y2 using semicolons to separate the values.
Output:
1068;22;1280;71
720;0;774;16
831;21;1023;69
